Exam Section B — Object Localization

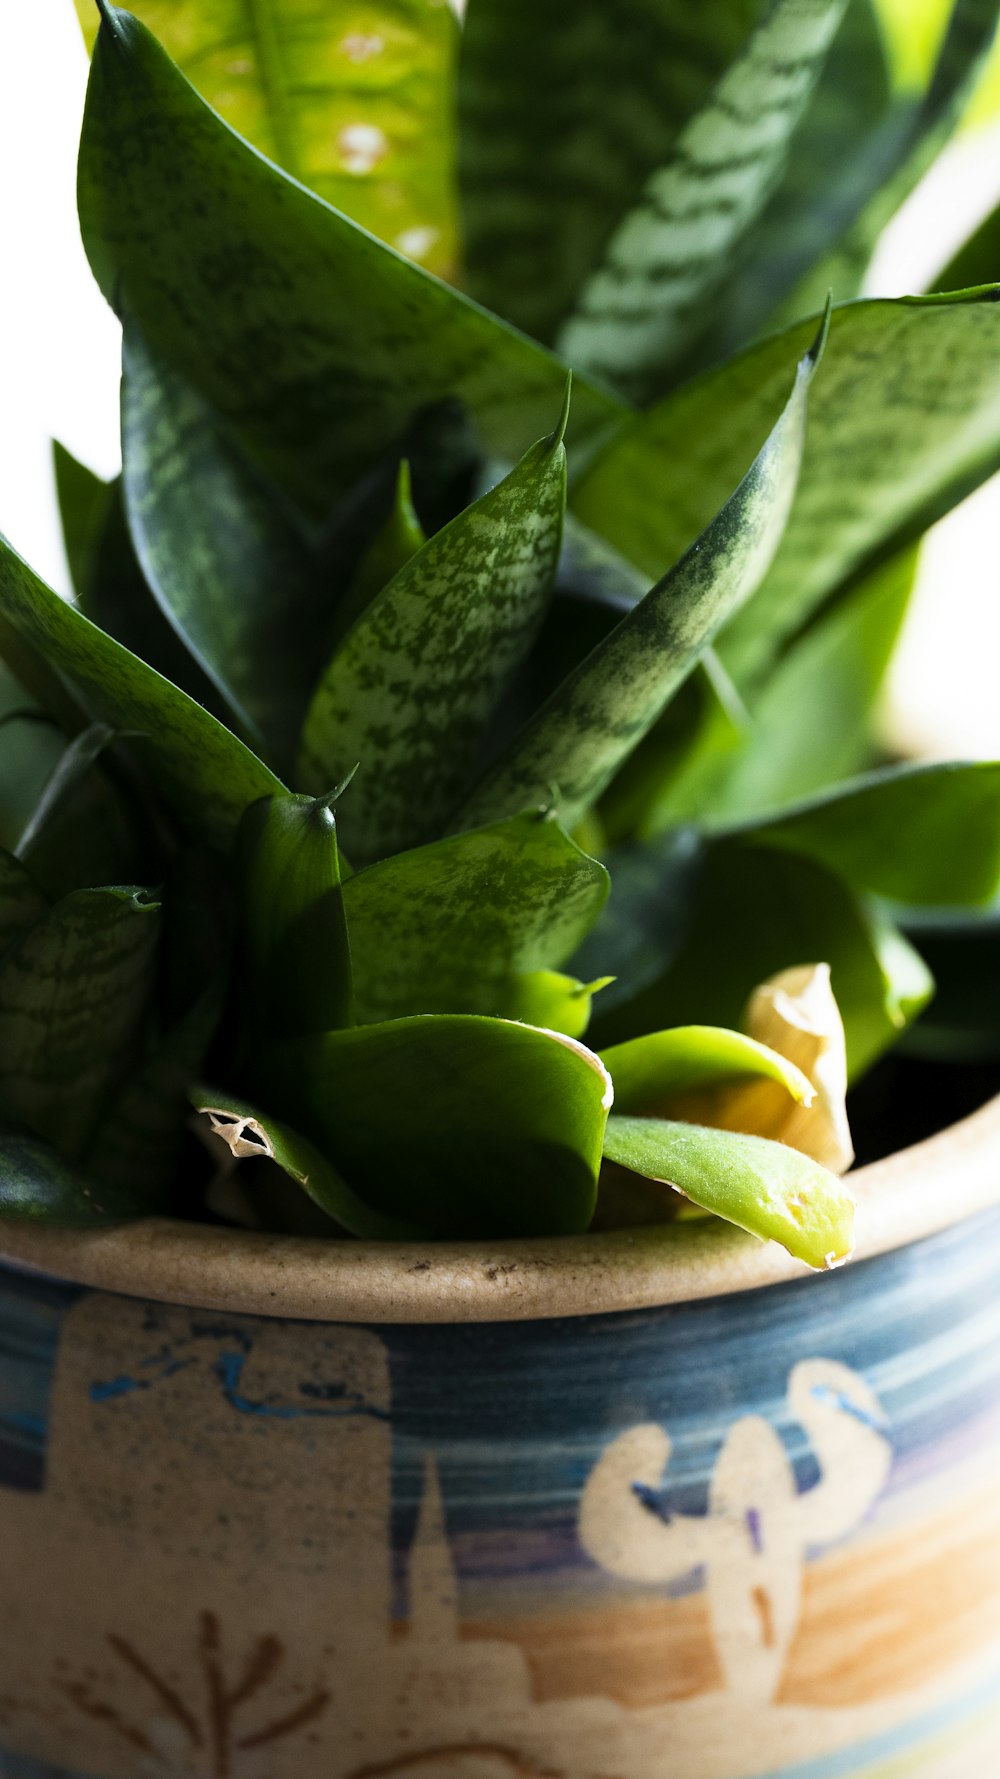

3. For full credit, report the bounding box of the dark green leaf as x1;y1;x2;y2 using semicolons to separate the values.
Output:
343;807;609;1023
0;533;282;846
121;322;337;768
569;826;704;1015
460;339;817;832
601;1115;854;1268
558;0;849;400
934;191;1000;290
299;415;569;862
458;0;764;342
589;841;933;1077
573;292;1000;689
15;723;118;859
76;0;461;280
729;760;1000;906
193;1088;424;1239
0;886;161;1161
0;849;46;961
0;1129;155;1225
52;440;115;602
270;1014;613;1236
898;912;1000;1060
78;9;623;522
235;792;353;1038
601;1024;812;1114
331;459;428;648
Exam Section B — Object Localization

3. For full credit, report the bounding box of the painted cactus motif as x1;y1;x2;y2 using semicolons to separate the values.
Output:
579;1359;892;1702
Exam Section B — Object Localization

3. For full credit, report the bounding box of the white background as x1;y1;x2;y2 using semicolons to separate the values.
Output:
4;0;1000;757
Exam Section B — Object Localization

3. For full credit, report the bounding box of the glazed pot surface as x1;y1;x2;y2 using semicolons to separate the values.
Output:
1;1208;999;1778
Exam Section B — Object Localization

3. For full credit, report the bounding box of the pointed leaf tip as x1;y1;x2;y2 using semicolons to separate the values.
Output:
317;764;361;811
805;294;834;371
550;373;573;451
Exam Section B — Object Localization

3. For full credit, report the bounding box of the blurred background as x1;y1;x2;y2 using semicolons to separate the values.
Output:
3;0;1000;759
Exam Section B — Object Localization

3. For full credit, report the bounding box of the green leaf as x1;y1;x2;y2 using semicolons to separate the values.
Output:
270;1014;613;1237
76;0;460;280
78;9;623;522
601;1025;812;1115
934;191;1000;290
0;533;282;847
897;912;1000;1061
702;545;918;820
457;0;764;343
52;440;115;602
573;292;1000;689
782;0;1000;319
235;791;353;1038
193;1088;424;1239
569;826;704;1017
695;0;893;362
14;723;118;860
55;451;228;720
589;841;933;1078
343;807;609;1023
459;337;817;834
0;849;46;961
298;415;569;862
0;886;161;1162
601;1116;854;1269
331;459;428;648
728;760;1000;906
501;971;613;1040
121;321;335;769
557;0;849;401
0;1129;155;1226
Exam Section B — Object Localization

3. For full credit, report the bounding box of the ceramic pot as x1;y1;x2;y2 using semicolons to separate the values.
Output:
0;1098;1000;1779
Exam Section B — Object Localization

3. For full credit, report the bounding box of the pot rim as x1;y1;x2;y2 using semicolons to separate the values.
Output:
2;1093;999;1324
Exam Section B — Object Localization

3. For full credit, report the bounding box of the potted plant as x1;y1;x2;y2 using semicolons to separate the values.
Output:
2;0;1000;1772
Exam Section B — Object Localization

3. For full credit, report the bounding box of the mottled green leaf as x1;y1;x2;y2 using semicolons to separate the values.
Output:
601;1025;812;1115
77;0;460;279
271;1015;613;1236
0;887;161;1162
573;293;1000;688
696;0;893;362
460;339;816;833
731;761;1000;906
193;1088;422;1238
458;0;764;342
601;1116;854;1268
0;850;46;961
235;792;352;1038
558;0;849;400
343;807;609;1023
299;416;569;862
0;1129;155;1225
589;841;933;1077
78;9;623;521
599;650;749;844
0;534;282;846
121;321;334;768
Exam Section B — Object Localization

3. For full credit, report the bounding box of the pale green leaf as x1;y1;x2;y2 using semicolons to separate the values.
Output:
558;0;849;400
343;808;609;1023
299;417;568;862
77;0;460;279
0;533;282;846
602;1115;855;1268
601;1025;812;1115
729;760;1000;906
78;9;624;521
268;1014;613;1236
459;339;817;833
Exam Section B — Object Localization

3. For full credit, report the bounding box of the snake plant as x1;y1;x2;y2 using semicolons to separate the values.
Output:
2;0;1000;1265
